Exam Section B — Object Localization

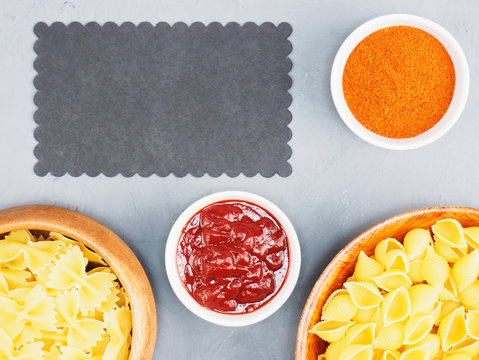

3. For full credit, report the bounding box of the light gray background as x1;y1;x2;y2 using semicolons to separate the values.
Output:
0;0;476;359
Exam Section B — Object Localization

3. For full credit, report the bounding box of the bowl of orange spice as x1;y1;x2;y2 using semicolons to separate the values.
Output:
331;14;469;150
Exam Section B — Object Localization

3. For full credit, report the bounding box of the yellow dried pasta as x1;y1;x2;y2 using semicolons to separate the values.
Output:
408;284;438;317
0;327;45;359
310;219;479;360
435;238;467;263
0;230;132;360
432;219;467;248
466;310;479;339
400;343;430;360
373;270;411;292
421;246;449;288
354;252;383;282
383;250;409;273
382;350;400;360
403;228;430;260
464;227;479;250
325;339;345;360
345;282;383;309
338;344;373;360
459;280;479;306
322;293;358;321
47;246;117;315
382;287;410;325
373;323;404;350
345;323;376;346
439;306;467;351
353;308;379;324
414;333;441;358
454;250;479;292
403;315;434;345
449;337;479;357
103;307;132;360
440;274;460;302
407;259;423;283
375;239;404;266
309;320;354;343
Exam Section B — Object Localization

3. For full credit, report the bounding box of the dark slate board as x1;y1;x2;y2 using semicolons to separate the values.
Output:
33;22;293;177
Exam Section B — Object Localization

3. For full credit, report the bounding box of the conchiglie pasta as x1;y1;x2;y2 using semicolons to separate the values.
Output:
459;280;479;306
310;219;479;360
431;302;443;325
408;284;438;317
382;350;400;360
403;315;434;345
354;252;384;282
439;306;467;351
338;344;373;360
373;323;404;350
404;228;431;260
435;239;467;263
373;270;411;292
450;338;479;358
382;287;410;325
414;333;441;358
400;343;431;360
432;219;467;248
440;301;462;321
369;308;384;336
453;250;479;291
309;320;354;343
345;282;383;309
322;293;358;321
375;239;404;266
421;247;449;288
372;349;384;360
345;323;376;345
464;227;479;250
444;354;473;360
408;260;424;283
323;289;349;308
353;308;379;323
325;339;346;360
466;310;479;339
440;274;460;302
383;250;409;273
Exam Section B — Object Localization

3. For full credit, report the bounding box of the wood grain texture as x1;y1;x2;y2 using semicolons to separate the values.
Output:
0;205;157;360
295;206;479;360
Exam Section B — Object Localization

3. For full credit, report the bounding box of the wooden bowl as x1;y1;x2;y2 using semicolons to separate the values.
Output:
295;206;479;360
0;205;157;360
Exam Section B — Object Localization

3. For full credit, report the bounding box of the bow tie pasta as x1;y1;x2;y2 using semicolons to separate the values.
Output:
310;219;479;360
0;230;132;360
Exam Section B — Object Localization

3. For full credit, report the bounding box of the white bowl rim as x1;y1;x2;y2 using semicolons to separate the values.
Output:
165;191;301;327
330;13;470;150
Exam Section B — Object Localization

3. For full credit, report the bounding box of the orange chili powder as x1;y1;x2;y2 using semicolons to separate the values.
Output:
342;26;455;139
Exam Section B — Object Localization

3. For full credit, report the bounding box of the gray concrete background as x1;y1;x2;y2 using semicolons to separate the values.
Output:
0;0;476;358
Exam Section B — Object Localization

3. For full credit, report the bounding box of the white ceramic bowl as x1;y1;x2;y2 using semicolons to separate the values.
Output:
331;14;469;150
165;191;301;326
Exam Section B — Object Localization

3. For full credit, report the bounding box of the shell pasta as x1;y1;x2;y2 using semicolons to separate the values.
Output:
310;219;479;360
0;230;132;360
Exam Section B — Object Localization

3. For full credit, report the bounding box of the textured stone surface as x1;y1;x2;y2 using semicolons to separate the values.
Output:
0;0;476;358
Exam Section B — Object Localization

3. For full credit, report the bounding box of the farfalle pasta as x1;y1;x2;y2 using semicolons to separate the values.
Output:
0;230;132;360
310;219;479;360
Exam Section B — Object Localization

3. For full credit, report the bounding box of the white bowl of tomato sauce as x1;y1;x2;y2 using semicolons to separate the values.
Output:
165;191;301;326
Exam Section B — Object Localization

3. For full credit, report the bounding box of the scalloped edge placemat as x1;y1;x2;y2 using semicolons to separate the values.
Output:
33;22;293;177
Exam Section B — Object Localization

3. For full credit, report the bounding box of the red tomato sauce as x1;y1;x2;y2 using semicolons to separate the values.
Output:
176;200;290;313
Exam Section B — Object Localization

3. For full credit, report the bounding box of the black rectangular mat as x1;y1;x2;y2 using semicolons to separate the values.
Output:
33;22;293;177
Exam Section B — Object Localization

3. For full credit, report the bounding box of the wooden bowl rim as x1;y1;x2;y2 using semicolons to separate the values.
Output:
295;206;479;360
0;205;157;360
